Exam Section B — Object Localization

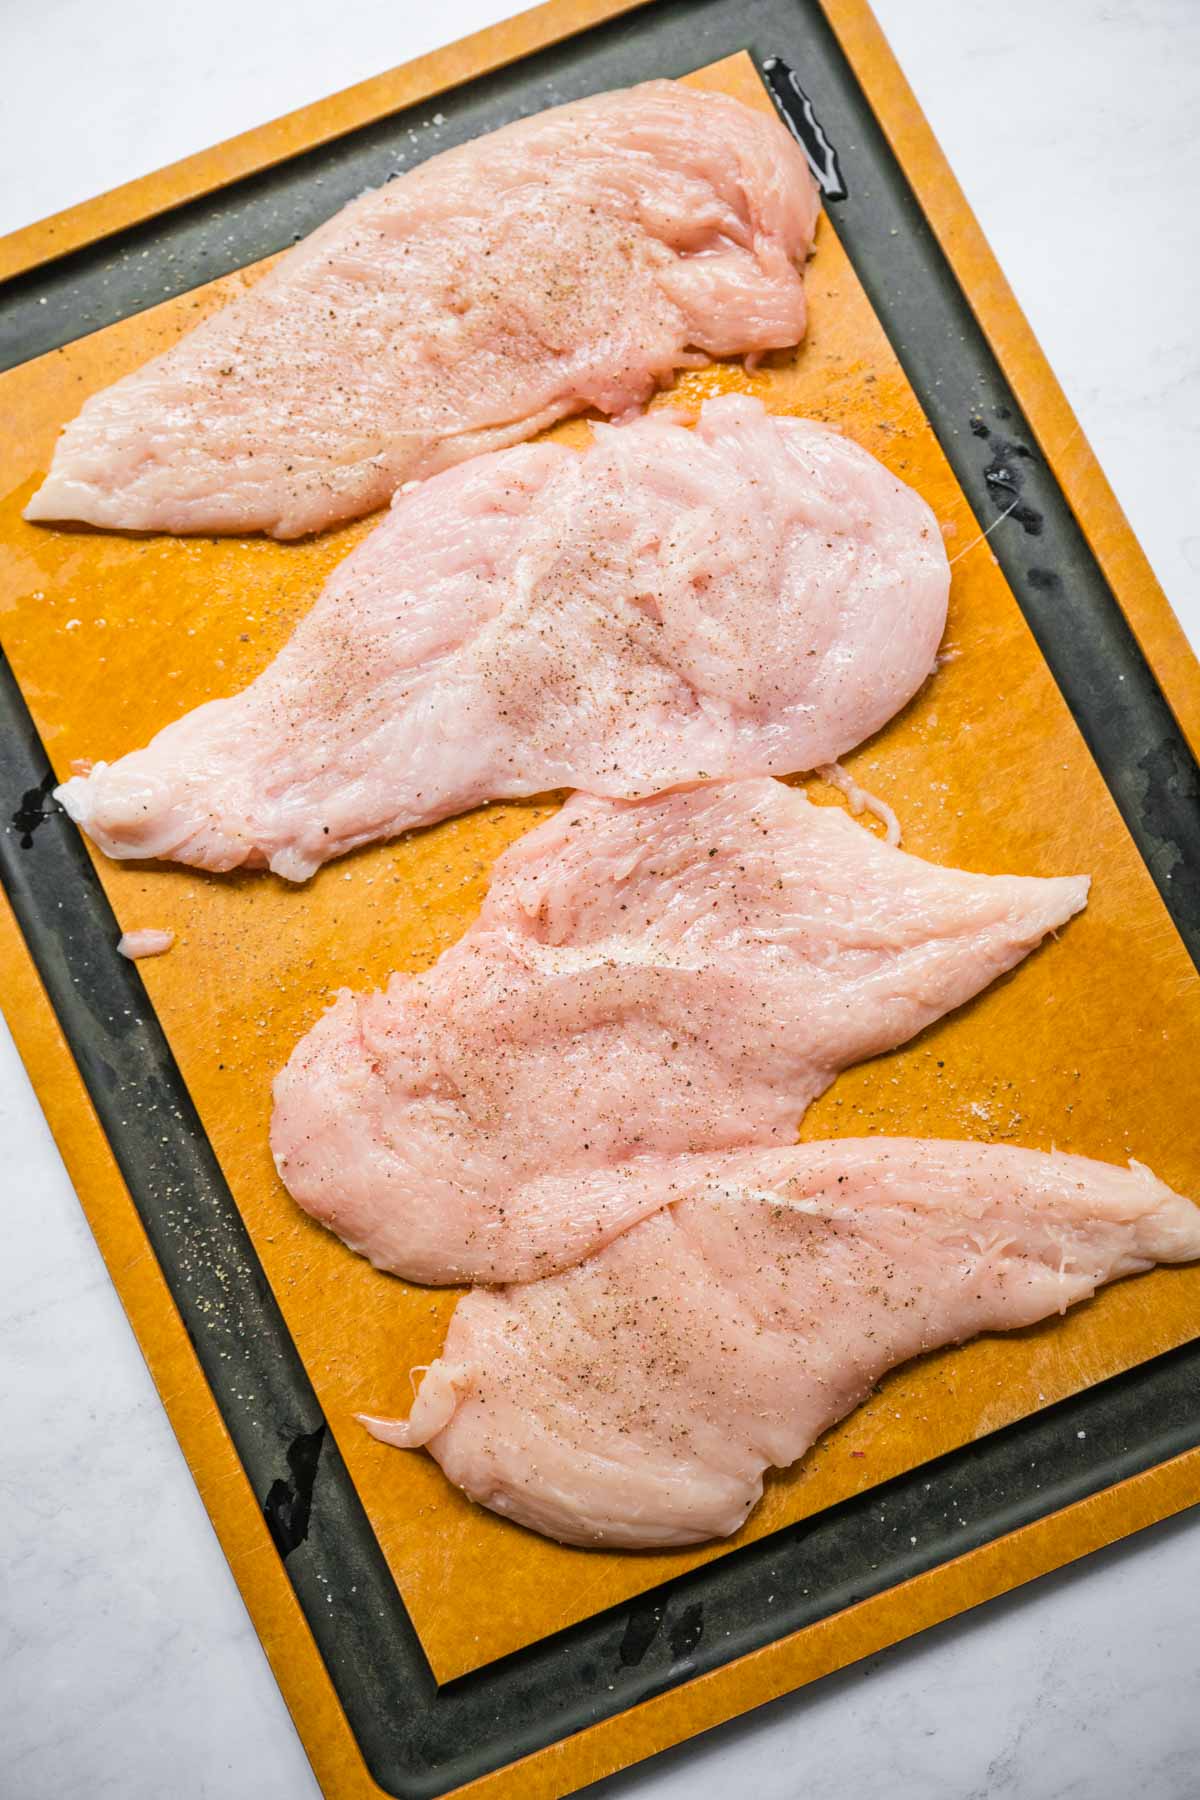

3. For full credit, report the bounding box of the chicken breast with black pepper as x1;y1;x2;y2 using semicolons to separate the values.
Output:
55;397;950;879
26;82;819;537
365;1141;1200;1546
271;779;1087;1284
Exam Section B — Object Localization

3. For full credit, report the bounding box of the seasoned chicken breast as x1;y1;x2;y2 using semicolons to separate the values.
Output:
364;1141;1200;1546
55;398;949;879
271;780;1087;1283
25;82;818;538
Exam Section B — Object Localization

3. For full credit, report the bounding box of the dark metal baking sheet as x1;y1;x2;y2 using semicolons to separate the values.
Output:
3;2;1198;1795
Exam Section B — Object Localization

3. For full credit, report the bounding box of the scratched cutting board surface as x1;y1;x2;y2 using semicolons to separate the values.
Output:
1;52;1198;1687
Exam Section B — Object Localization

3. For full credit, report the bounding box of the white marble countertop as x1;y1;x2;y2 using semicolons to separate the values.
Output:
2;3;1198;1795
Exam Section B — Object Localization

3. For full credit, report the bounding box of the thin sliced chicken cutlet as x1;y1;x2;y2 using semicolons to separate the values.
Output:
25;81;818;539
363;1140;1200;1547
271;779;1088;1284
54;396;950;880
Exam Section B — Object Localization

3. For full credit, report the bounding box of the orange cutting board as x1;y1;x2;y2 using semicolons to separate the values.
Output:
1;7;1197;1796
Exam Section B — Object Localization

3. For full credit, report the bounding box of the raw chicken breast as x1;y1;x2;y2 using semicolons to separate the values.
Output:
271;779;1088;1283
364;1141;1200;1546
25;82;818;538
54;397;950;880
